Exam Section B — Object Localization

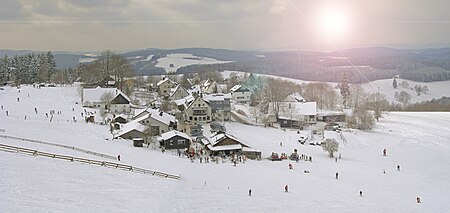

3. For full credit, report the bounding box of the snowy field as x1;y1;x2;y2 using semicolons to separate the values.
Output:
155;54;232;73
1;85;450;212
222;71;450;104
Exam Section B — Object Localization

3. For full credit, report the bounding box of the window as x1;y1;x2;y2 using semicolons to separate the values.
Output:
170;140;174;146
194;117;197;121
178;140;185;145
207;116;210;120
189;116;193;120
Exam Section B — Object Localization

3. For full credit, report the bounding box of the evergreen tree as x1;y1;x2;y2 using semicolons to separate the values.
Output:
340;72;351;108
392;78;398;89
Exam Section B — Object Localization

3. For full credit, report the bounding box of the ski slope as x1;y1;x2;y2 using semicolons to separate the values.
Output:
1;85;450;212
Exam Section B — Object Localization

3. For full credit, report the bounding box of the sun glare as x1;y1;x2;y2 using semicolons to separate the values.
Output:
315;5;352;42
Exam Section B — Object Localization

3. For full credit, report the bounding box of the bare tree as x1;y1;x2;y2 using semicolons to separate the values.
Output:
347;107;375;130
366;92;389;121
322;138;339;158
250;106;261;123
100;91;115;111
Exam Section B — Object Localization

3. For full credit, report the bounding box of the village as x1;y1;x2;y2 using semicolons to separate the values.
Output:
76;72;350;164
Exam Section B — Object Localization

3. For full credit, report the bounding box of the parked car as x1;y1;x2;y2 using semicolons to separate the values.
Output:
298;136;308;144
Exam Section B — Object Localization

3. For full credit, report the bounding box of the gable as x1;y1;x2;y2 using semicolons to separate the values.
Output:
111;94;130;104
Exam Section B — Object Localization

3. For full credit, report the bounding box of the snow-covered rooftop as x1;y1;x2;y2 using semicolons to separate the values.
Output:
202;93;232;101
82;87;125;104
160;130;191;141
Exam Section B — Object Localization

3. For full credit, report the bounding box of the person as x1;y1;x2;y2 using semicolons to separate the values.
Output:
233;160;237;167
17;97;19;102
1;105;3;110
383;169;386;174
360;191;363;197
35;107;38;114
284;185;288;192
117;155;121;161
383;148;387;156
397;165;400;171
335;157;338;162
249;189;252;196
289;163;293;170
336;172;339;179
6;111;8;116
339;153;341;159
416;197;421;203
280;142;283;146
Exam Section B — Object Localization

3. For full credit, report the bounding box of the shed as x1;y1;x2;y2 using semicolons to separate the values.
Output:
133;138;144;147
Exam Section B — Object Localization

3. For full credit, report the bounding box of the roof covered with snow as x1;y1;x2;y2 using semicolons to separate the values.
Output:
156;78;176;87
116;120;147;138
133;108;176;126
202;93;232;101
82;87;127;104
160;130;191;141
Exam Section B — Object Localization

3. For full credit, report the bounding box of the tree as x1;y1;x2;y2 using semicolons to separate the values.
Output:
250;106;261;123
322;138;339;158
422;85;429;94
392;78;398;89
414;85;422;96
366;92;389;121
397;91;411;105
347;107;375;130
100;91;115;111
349;84;366;109
340;72;351;108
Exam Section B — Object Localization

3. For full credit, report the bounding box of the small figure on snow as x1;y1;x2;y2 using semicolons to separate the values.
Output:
416;197;421;203
359;191;363;197
117;155;121;161
383;148;387;156
17;97;19;102
280;142;283;146
288;163;293;170
397;165;401;171
383;169;386;174
284;185;289;192
336;172;339;179
249;189;252;196
34;107;38;114
339;153;341;159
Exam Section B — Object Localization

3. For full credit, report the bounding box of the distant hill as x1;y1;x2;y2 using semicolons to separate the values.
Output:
3;47;450;82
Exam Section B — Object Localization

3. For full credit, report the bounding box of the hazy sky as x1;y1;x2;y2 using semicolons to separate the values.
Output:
1;0;450;52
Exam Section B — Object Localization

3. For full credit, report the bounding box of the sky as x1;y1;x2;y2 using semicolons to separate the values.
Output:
1;0;450;52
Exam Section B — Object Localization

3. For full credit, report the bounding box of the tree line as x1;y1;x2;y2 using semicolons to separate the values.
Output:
0;52;56;85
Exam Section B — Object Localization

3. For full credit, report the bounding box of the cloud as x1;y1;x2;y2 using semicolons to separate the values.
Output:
269;0;287;14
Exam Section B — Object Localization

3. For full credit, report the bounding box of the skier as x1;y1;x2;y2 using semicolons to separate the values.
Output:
397;165;400;171
117;155;121;161
383;148;387;156
289;163;293;170
360;191;363;197
280;142;283;146
34;107;38;114
336;172;339;179
416;197;421;203
335;157;338;162
383;169;386;174
339;153;341;159
1;105;3;110
249;189;252;196
6;111;9;116
17;97;19;102
284;185;289;192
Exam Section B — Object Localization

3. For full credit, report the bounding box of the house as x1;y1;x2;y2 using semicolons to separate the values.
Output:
284;92;306;103
115;120;147;140
201;132;261;159
230;84;251;103
202;93;232;121
156;77;178;97
201;79;223;94
184;96;213;125
271;102;317;128
317;110;346;123
81;87;131;113
133;108;177;135
159;130;191;150
112;114;128;124
169;85;190;100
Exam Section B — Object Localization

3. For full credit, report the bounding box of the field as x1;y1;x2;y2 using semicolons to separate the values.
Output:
1;85;450;212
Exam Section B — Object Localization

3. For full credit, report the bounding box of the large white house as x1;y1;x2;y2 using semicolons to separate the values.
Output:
230;84;251;103
133;108;178;135
82;87;131;113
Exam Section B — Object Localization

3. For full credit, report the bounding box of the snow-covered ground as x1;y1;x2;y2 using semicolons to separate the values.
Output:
155;54;232;73
222;71;450;104
361;78;450;104
1;85;450;212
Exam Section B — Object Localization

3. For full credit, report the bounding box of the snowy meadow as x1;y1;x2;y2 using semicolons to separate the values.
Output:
1;85;450;212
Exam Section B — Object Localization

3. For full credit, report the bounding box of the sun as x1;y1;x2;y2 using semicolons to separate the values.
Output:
315;5;352;42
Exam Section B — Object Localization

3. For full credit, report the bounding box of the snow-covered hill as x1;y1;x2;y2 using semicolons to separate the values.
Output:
1;85;450;212
155;54;232;73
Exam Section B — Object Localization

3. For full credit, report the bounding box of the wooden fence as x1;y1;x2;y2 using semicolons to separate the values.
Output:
0;143;181;180
0;134;117;160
